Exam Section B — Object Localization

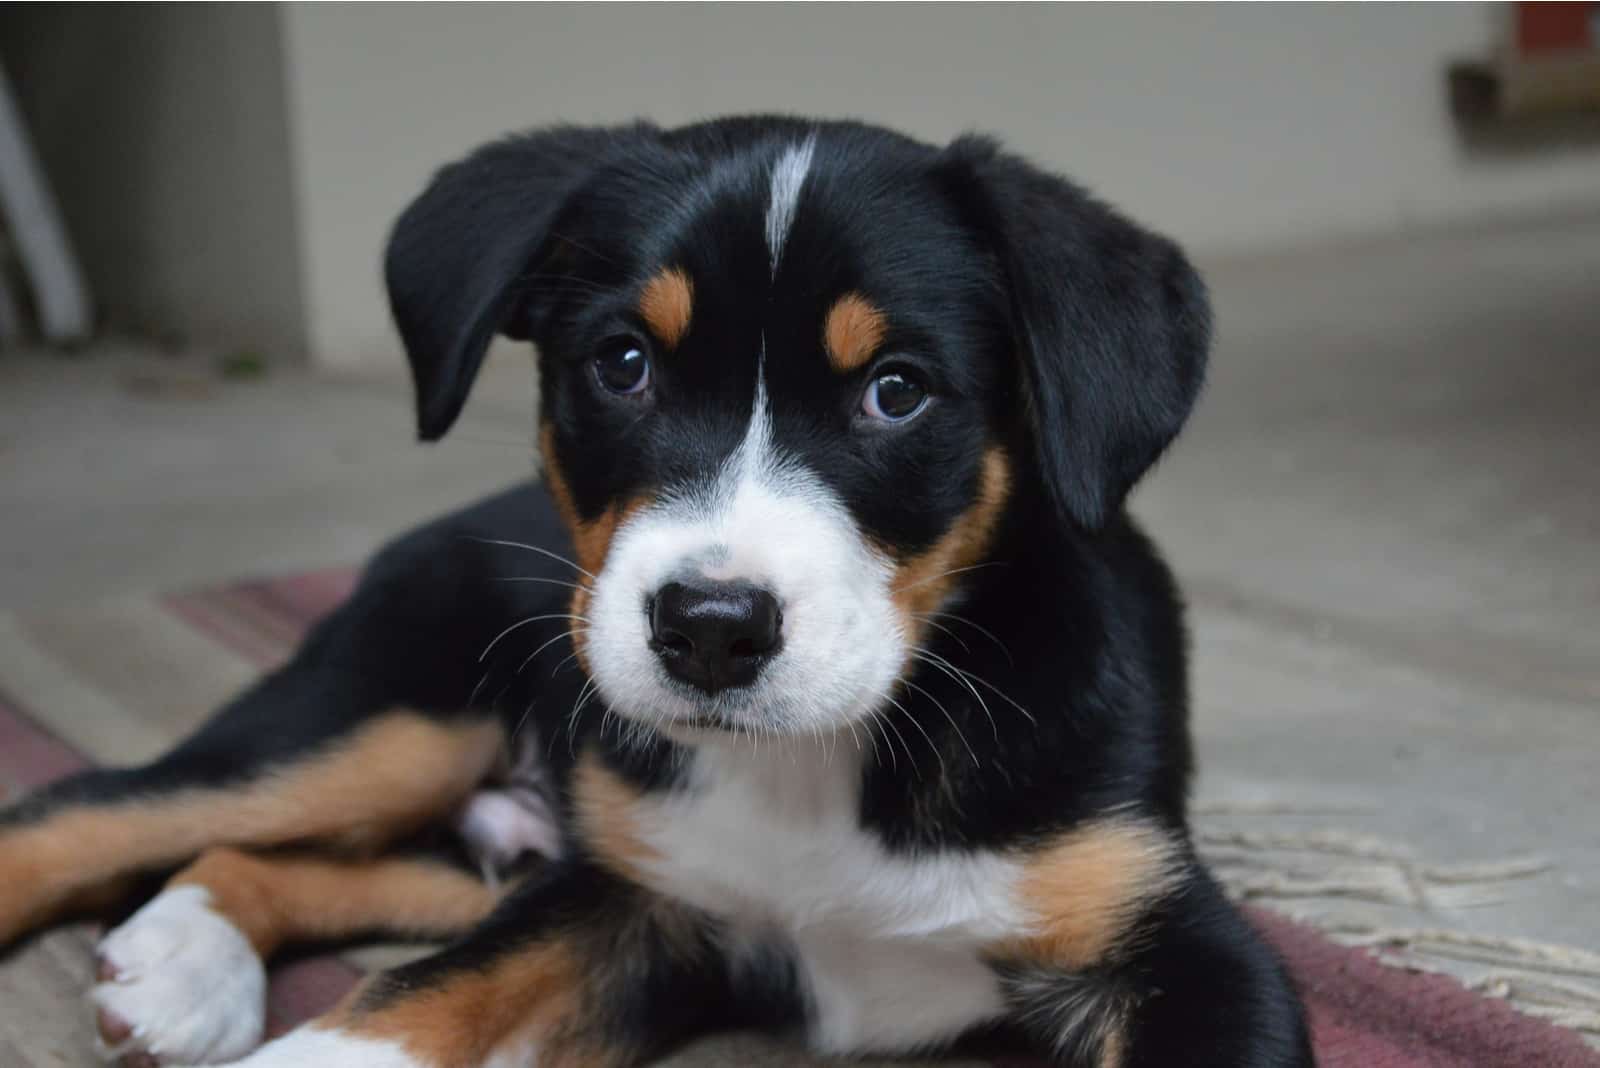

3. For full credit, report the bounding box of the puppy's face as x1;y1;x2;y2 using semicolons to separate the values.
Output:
536;139;1010;736
387;119;1210;739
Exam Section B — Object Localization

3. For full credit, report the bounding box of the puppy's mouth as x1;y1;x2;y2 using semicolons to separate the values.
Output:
666;710;740;733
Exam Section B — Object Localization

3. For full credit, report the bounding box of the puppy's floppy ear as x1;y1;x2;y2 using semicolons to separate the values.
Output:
385;123;655;440
944;136;1210;530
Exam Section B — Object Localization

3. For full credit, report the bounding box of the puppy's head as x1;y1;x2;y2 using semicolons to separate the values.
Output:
387;119;1208;738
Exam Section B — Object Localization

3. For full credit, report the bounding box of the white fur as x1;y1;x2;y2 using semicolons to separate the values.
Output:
582;359;1010;1050
454;788;562;878
626;736;1023;1053
92;885;266;1065
765;135;817;274
198;1027;426;1068
207;1025;542;1068
585;373;905;739
454;727;564;880
797;928;1011;1053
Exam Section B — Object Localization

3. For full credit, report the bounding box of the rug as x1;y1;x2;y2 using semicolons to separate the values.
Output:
0;569;1596;1067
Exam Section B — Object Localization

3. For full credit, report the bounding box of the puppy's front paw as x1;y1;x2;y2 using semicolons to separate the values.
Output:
202;1028;428;1067
91;886;266;1065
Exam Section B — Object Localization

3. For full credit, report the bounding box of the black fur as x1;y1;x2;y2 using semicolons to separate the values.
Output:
4;116;1310;1067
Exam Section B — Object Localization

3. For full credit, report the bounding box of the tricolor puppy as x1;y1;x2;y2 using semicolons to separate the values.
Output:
0;117;1311;1067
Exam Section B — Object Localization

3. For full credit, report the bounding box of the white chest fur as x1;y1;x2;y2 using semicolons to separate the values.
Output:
630;736;1024;1053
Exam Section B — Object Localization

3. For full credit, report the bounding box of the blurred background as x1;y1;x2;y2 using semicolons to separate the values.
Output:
0;2;1596;1055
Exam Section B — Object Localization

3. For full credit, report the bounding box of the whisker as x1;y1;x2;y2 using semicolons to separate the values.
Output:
937;658;1037;726
913;648;999;744
516;628;587;674
480;613;590;663
893;694;947;778
565;679;601;759
911;614;972;655
494;576;590;593
868;699;914;777
893;561;1006;595
468;671;493;708
511;702;535;742
852;714;883;769
868;715;895;772
902;678;979;768
926;610;1014;666
466;537;598;582
842;718;863;756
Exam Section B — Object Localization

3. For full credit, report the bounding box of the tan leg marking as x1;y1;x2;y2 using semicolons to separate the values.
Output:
637;267;694;350
171;848;503;958
986;819;1182;1068
1100;1026;1127;1068
328;880;711;1068
999;816;1184;971
333;941;601;1068
889;446;1011;643
0;711;501;944
823;292;888;372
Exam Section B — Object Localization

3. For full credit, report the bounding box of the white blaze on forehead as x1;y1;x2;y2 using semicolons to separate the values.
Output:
725;367;776;488
765;134;818;275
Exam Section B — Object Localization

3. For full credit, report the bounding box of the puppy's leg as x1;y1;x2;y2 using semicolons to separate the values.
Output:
92;849;503;1066
0;511;540;944
0;700;501;946
211;864;752;1068
994;860;1311;1068
1111;876;1311;1068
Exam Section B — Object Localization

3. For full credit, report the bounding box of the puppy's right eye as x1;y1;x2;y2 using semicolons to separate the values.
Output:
593;338;652;396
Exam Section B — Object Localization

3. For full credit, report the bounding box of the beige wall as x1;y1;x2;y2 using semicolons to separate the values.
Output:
281;3;1600;371
1;4;306;358
11;5;1600;369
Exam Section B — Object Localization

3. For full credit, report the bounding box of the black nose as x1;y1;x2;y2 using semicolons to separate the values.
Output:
649;580;782;693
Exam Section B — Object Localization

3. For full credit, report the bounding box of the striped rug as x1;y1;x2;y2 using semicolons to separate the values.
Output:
0;570;1594;1067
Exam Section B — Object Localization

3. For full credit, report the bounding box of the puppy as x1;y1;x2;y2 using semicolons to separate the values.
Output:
0;116;1312;1067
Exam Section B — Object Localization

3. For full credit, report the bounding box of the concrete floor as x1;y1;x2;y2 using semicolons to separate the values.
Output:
1;213;1597;966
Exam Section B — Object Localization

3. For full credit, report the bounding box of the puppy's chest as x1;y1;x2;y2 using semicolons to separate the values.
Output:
620;744;1025;942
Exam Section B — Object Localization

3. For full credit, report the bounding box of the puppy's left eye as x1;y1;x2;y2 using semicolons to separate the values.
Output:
593;338;652;396
861;371;928;423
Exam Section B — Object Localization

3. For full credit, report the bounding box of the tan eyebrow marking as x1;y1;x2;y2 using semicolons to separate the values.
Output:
823;292;889;372
637;267;694;350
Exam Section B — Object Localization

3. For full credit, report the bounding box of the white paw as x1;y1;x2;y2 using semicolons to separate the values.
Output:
202;1027;427;1067
92;885;267;1065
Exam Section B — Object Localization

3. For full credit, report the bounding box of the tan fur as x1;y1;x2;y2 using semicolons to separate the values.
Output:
328;859;708;1067
889;447;1012;642
1100;1026;1128;1068
171;848;503;957
540;422;610;581
823;292;888;372
1000;816;1184;970
335;941;605;1068
572;755;660;882
0;712;501;944
538;423;651;671
637;267;694;350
